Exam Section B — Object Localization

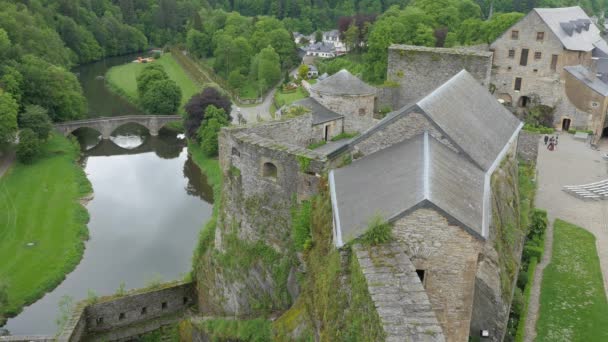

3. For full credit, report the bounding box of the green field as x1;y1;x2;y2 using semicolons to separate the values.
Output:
0;134;91;322
536;219;608;341
106;53;201;109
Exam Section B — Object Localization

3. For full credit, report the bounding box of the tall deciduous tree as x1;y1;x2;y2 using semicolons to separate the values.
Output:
184;87;232;138
251;46;281;95
19;105;53;141
0;90;18;147
16;128;41;163
136;64;169;98
141;79;182;115
197;105;230;156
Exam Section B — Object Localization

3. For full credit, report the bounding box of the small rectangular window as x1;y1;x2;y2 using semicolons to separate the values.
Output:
536;32;544;41
508;49;515;58
511;30;519;39
141;307;147;315
416;269;426;284
514;77;522;91
119;312;126;320
520;48;529;66
534;52;542;60
551;54;558;71
161;302;168;310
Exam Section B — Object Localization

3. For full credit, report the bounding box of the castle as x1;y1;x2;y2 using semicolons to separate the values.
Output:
215;47;524;339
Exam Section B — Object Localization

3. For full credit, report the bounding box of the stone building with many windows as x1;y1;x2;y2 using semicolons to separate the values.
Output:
490;6;608;140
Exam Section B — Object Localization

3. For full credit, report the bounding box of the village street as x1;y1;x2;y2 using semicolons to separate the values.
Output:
524;134;608;341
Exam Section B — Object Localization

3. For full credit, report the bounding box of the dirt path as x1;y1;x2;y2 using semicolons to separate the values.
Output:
523;134;608;341
0;150;15;179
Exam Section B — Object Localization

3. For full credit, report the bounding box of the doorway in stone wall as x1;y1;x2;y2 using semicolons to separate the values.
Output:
518;96;530;108
562;118;572;131
602;126;608;137
324;125;329;141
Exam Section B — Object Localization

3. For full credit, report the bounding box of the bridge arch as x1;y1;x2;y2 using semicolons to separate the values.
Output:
55;115;181;140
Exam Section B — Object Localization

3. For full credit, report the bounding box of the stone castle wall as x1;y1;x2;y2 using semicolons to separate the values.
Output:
393;207;483;342
351;111;458;158
561;71;608;137
387;45;492;108
310;90;376;133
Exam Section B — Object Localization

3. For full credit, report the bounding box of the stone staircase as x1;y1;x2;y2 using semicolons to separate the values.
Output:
562;179;608;201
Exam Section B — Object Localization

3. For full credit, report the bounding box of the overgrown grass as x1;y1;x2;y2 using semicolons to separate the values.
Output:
194;318;272;342
188;141;222;276
0;134;91;321
105;53;201;111
536;219;608;342
307;140;326;150
274;87;308;108
330;132;359;142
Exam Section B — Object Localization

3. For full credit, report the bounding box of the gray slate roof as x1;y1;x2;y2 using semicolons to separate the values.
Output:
564;65;608;96
534;7;602;51
353;70;522;171
292;97;343;125
304;42;335;53
311;69;376;96
330;132;485;246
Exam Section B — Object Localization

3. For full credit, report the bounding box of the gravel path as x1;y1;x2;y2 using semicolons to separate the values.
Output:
523;134;608;342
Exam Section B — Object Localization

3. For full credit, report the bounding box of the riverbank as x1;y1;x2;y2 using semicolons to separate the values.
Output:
0;134;92;325
105;52;200;113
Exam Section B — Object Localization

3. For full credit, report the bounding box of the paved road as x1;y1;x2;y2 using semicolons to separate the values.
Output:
524;134;608;341
231;87;277;125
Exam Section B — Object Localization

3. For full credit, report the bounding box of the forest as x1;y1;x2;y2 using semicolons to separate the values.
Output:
1;0;608;150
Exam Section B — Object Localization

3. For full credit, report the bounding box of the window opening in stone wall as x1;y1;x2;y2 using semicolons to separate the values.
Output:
536;32;544;41
324;125;329;141
141;307;147;315
96;317;104;325
514;77;522;91
183;297;189;305
520;48;529;66
231;147;240;157
358;108;366;116
119;312;125;320
161;301;168;310
534;52;542;60
511;30;519;39
416;269;426;285
508;49;515;58
262;162;278;178
551;54;558;71
518;96;529;108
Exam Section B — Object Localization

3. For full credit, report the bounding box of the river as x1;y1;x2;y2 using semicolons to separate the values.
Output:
3;54;212;334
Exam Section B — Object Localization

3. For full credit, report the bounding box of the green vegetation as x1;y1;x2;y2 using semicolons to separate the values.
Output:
0;134;91;322
331;132;359;141
274;87;309;108
514;257;538;342
523;124;555;134
196;106;230;157
316;53;366;79
359;215;393;246
193;318;272;341
106;53;199;111
292;200;312;252
307;140;327;150
536;219;608;342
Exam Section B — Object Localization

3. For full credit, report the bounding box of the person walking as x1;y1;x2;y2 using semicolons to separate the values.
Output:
554;136;558;150
544;135;549;145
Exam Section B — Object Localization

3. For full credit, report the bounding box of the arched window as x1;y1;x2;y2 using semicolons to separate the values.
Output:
262;162;278;178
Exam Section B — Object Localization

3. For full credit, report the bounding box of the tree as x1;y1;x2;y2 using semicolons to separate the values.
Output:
187;29;210;58
251;46;281;94
19;105;53;141
344;22;359;52
197;105;230;156
0;90;18;147
298;64;309;79
315;30;323;43
136;64;169;98
16;128;41;163
184;87;232;138
141;79;182;115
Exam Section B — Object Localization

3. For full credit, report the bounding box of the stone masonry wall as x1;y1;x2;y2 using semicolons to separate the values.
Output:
393;207;483;342
517;130;539;164
235;113;315;148
310;91;376;133
353;243;445;342
561;71;608;137
387;45;492;108
352;111;458;158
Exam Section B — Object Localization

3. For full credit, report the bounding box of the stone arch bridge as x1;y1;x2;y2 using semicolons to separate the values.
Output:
54;115;181;139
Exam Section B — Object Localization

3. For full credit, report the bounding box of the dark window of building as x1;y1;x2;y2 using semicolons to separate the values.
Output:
536;32;544;41
119;312;125;320
534;52;542;60
514;77;522;91
511;30;519;39
231;147;240;157
507;66;512;71
141;307;147;315
96;317;104;325
578;51;583;59
416;269;426;284
262;162;278;178
533;69;538;73
508;49;515;58
551;54;558;71
520;48;529;66
183;297;189;305
358;108;366;116
161;302;168;310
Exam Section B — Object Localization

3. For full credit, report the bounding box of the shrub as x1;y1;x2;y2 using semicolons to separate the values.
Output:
16;128;41;163
292;201;312;252
19;105;53;140
523;245;543;263
196;105;229;157
360;215;393;245
184;87;232;138
141;79;182;114
528;209;547;240
525;105;554;127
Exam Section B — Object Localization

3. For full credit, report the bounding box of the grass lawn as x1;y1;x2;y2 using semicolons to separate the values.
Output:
106;53;200;110
274;87;308;107
0;134;91;322
536;219;608;341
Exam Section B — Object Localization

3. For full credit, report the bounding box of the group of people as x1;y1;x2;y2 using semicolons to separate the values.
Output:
544;135;558;151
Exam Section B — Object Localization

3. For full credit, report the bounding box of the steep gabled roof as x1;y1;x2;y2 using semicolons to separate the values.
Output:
311;69;376;96
564;65;608;96
292;97;343;125
534;7;601;52
330;132;485;247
